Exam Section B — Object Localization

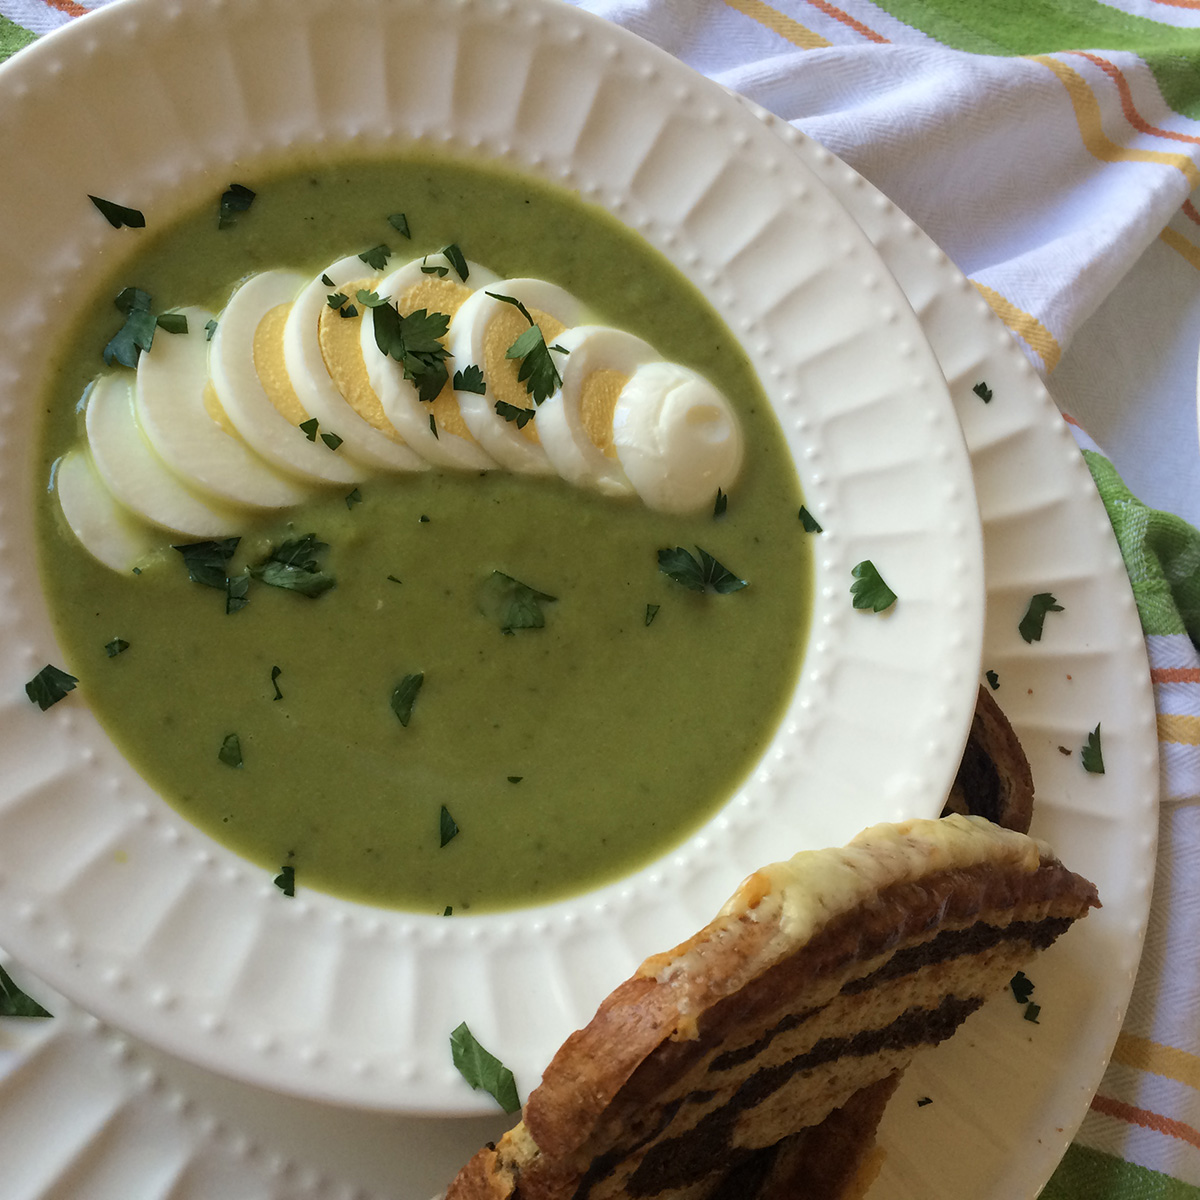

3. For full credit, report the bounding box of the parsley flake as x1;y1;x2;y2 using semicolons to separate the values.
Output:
0;964;52;1018
450;1022;520;1112
454;364;486;394
507;776;523;784
440;805;460;847
391;672;425;728
798;505;823;533
1081;723;1105;774
388;213;411;239
1024;1003;1041;1024
25;664;78;710
271;665;283;701
657;546;748;594
204;318;218;341
320;431;343;451
218;182;255;230
345;487;362;509
274;865;295;896
321;273;335;287
645;603;660;626
429;413;439;439
172;537;239;590
155;312;188;335
421;263;449;277
850;561;897;613
916;1097;933;1107
251;534;335;598
89;195;145;229
326;291;349;310
1010;971;1035;1004
358;243;392;271
299;417;319;441
104;638;130;658
1018;593;1064;643
973;381;994;403
485;292;562;404
442;243;469;282
103;286;157;368
494;399;535;428
218;733;243;768
372;304;452;403
356;289;389;309
713;488;728;519
986;669;1000;690
479;571;557;632
338;304;359;319
226;571;250;614
443;905;453;916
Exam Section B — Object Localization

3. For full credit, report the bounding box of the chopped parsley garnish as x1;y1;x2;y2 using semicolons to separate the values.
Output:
391;673;425;728
1018;593;1064;643
320;431;343;451
494;399;535;428
850;560;897;613
916;1097;933;1107
713;488;727;519
657;546;748;594
88;195;146;229
355;289;389;309
171;537;239;590
1081;723;1105;774
421;263;449;277
387;574;402;584
321;273;335;287
155;312;188;335
450;1021;520;1112
0;964;52;1018
326;291;349;309
454;364;486;394
419;514;430;524
103;286;158;368
645;603;660;626
204;318;218;341
25;664;78;711
798;505;823;533
429;413;439;439
388;212;411;239
226;571;250;614
507;776;523;784
104;638;130;658
338;304;359;319
440;805;460;847
986;669;1000;690
218;182;255;230
251;534;335;598
442;243;469;282
299;417;319;441
1024;1003;1041;1024
485;291;562;404
218;733;243;768
372;305;453;403
271;665;283;701
274;865;295;896
345;487;362;509
479;570;557;632
1010;971;1035;1004
358;243;392;271
973;381;994;403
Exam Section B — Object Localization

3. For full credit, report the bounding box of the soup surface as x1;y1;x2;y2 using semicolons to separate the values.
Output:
35;156;811;912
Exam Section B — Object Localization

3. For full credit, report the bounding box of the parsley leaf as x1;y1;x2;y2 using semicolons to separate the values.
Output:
321;431;343;451
218;182;255;230
25;664;78;710
391;673;425;727
218;733;243;768
443;905;453;916
657;546;748;594
850;560;897;612
251;534;336;598
454;364;486;394
356;289;389;309
372;304;452;403
450;1022;519;1111
429;414;439;439
388;212;411;239
155;312;188;335
1024;1003;1041;1024
440;805;460;847
798;505;822;533
421;263;449;277
299;417;319;441
713;488;727;519
973;381;994;403
226;571;250;614
204;318;218;341
645;603;660;626
1018;593;1064;643
326;291;349;310
1081;723;1105;774
1010;971;1035;1004
485;291;562;404
274;865;295;896
507;776;523;784
271;665;283;701
442;243;469;282
985;669;1000;690
479;571;557;632
338;304;359;319
89;195;145;229
103;286;157;368
494;399;535;428
359;243;392;271
172;537;240;590
0;964;52;1018
105;638;130;658
345;487;362;509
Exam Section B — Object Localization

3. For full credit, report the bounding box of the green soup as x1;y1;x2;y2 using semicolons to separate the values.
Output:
35;156;811;913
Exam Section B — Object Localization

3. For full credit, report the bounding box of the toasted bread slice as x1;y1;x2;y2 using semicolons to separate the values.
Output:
447;815;1099;1200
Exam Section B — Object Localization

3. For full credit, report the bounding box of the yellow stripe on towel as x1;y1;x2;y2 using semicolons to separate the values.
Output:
1157;712;1200;745
1113;1033;1200;1092
972;282;1063;373
722;0;831;49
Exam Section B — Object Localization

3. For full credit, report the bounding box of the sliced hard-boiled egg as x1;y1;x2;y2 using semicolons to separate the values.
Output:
283;255;428;473
612;362;744;514
86;372;245;536
536;325;659;497
209;270;362;486
447;280;584;474
361;252;499;470
135;305;311;509
55;446;160;572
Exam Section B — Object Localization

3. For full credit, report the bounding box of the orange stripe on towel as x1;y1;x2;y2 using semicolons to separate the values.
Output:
1090;1094;1200;1150
45;0;90;17
1063;52;1200;148
1152;667;1200;684
804;0;890;44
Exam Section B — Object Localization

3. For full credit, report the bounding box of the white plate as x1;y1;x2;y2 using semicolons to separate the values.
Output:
0;0;982;1111
0;81;1158;1200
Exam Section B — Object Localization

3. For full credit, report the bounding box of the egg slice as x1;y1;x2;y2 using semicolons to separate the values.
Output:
446;280;584;474
536;325;659;497
55;446;161;572
283;255;428;473
86;372;245;536
361;252;499;470
612;362;744;514
135;305;311;509
210;270;362;486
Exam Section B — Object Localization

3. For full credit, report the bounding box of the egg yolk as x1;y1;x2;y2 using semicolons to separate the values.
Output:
253;303;311;426
201;379;243;439
580;368;628;458
484;306;566;444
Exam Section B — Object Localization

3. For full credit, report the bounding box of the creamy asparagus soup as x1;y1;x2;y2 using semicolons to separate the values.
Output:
35;156;811;912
